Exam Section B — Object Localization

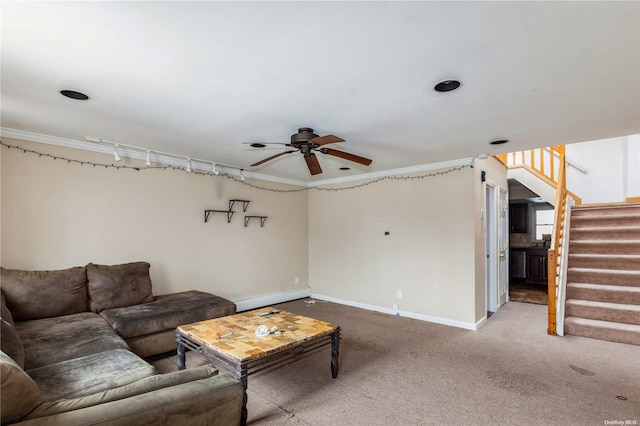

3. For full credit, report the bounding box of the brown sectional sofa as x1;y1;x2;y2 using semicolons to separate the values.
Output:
0;262;243;425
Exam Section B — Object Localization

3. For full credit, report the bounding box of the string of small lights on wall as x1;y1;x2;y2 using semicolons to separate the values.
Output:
0;140;472;193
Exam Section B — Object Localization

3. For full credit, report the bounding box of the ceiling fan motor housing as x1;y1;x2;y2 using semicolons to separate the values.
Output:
291;127;319;146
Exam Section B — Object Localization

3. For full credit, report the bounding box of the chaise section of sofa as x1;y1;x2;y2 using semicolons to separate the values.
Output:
100;290;236;357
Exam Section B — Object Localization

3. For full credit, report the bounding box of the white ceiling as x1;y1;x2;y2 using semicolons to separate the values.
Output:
2;1;639;184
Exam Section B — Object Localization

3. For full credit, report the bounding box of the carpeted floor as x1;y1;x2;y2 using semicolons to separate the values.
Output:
153;298;639;425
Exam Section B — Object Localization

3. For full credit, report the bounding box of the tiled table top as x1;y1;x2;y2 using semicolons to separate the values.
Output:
177;307;339;362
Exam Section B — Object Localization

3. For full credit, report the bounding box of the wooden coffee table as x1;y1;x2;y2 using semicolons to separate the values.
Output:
176;307;341;425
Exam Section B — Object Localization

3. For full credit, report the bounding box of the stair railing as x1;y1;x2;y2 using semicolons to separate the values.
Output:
547;146;568;335
496;146;579;335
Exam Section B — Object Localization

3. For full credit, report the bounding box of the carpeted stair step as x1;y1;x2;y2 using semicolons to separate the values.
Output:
566;282;640;305
567;267;640;287
567;240;640;255
567;253;640;270
564;316;640;345
570;226;640;240
565;299;640;325
571;203;640;217
571;213;640;227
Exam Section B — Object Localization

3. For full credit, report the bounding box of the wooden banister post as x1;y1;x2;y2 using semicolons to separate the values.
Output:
547;249;557;335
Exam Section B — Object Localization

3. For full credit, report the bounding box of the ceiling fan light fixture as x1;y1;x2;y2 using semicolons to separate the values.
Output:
60;89;89;100
434;80;461;93
490;139;509;145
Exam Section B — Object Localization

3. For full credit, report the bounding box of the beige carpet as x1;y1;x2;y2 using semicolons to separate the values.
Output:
153;299;640;425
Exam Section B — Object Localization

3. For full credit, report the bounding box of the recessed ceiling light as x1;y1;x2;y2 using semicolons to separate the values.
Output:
60;90;89;100
250;143;266;148
434;80;461;92
339;167;351;171
490;139;509;145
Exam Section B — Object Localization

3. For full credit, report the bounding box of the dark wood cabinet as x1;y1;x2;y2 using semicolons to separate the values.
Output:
510;204;528;233
525;248;548;284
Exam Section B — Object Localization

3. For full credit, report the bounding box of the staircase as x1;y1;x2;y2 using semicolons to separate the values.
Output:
564;202;640;345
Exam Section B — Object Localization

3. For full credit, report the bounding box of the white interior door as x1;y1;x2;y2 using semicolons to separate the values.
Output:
498;187;509;306
485;183;498;314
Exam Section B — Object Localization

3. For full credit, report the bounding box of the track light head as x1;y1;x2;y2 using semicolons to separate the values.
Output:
186;158;192;173
211;162;220;175
145;150;151;166
113;145;122;162
240;169;245;181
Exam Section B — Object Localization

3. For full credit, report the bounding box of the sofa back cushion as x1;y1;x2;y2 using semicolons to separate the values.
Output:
0;266;88;321
1;291;15;326
0;351;46;424
1;318;25;368
86;262;154;313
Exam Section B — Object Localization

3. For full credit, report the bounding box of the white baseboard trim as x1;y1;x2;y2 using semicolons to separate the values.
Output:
475;316;488;330
311;293;481;331
234;287;311;312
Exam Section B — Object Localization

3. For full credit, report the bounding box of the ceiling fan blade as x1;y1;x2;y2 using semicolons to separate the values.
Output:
304;153;323;175
310;134;345;146
250;150;296;167
242;142;292;146
321;148;372;166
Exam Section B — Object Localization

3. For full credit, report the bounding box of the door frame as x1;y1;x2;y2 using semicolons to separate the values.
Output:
485;181;498;314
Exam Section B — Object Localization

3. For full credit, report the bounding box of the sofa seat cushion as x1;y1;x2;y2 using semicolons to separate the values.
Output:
27;349;156;401
99;291;236;339
86;262;154;313
1;266;88;321
16;312;129;370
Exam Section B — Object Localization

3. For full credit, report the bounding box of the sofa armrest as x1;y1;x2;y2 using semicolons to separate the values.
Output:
18;374;243;426
26;365;218;418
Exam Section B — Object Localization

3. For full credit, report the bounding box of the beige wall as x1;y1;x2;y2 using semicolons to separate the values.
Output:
308;164;481;327
1;138;510;328
1;139;309;301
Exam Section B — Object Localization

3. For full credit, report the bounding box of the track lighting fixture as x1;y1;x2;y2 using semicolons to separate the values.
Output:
86;136;240;175
240;169;246;181
113;145;122;162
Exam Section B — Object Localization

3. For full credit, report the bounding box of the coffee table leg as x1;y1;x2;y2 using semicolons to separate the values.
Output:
240;365;248;426
176;334;186;370
331;329;340;378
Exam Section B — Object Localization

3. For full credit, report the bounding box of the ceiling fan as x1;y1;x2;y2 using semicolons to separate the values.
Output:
247;127;372;175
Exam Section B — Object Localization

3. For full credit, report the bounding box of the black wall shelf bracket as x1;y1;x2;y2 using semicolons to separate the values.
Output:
244;216;267;227
229;199;251;212
204;209;235;223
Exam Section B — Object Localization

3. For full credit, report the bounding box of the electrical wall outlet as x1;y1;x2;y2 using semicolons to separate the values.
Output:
396;289;403;299
294;276;299;285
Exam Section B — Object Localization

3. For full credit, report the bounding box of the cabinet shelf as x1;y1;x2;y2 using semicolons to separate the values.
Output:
244;216;267;227
204;209;235;223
